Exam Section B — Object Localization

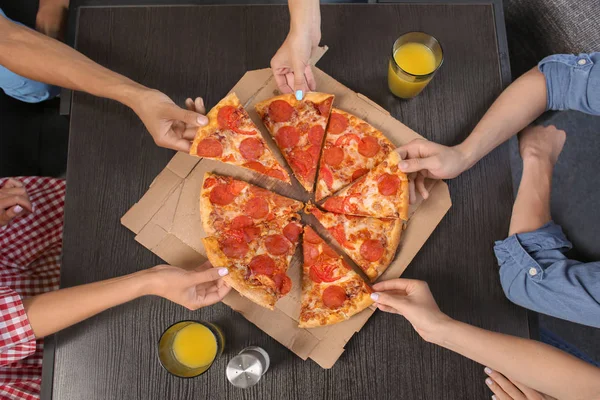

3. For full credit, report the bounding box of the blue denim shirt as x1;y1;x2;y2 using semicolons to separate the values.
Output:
539;52;600;115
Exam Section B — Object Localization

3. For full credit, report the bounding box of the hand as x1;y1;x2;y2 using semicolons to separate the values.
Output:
131;89;208;152
0;179;33;227
484;367;556;400
35;0;69;40
371;279;452;343
148;261;231;310
396;139;471;201
271;30;319;98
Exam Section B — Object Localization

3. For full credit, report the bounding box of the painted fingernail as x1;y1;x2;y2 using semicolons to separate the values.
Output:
370;293;379;301
218;268;229;276
295;90;304;101
485;378;493;386
484;367;492;375
492;396;497;400
14;205;23;213
197;115;208;125
399;162;408;170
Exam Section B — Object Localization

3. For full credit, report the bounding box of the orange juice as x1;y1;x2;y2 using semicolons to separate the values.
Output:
388;35;442;99
172;323;217;369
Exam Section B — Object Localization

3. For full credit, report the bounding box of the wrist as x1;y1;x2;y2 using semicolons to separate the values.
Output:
454;141;477;172
131;268;159;298
423;314;455;345
110;80;150;111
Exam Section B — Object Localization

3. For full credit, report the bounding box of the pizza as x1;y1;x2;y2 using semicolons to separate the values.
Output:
255;93;334;192
320;151;409;220
305;203;403;282
200;173;303;309
315;109;395;201
190;92;290;183
299;226;374;328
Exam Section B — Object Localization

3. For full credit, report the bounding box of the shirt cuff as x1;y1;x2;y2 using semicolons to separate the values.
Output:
0;287;37;366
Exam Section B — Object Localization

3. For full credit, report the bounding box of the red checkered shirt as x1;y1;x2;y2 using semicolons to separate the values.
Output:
0;177;65;400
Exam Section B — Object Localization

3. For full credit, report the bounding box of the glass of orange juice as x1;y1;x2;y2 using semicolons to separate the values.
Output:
388;32;443;99
158;320;224;378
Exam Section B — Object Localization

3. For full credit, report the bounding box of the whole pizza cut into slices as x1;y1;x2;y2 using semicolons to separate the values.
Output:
190;92;290;183
320;151;409;220
305;203;402;282
299;226;374;328
315;109;395;201
200;173;303;309
255;93;334;192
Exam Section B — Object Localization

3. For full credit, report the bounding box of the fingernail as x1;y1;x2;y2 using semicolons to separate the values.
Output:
484;367;492;375
14;205;23;214
485;378;493;386
197;115;208;125
399;162;408;170
370;293;379;301
218;268;229;276
295;90;303;101
492;396;497;400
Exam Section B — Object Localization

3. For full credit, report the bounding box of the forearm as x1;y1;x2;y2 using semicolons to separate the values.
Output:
288;0;320;42
22;270;155;338
0;17;145;109
432;319;600;400
456;67;548;168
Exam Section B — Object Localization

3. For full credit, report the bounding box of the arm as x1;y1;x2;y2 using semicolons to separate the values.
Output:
271;0;321;98
0;16;207;152
371;279;600;400
22;263;229;338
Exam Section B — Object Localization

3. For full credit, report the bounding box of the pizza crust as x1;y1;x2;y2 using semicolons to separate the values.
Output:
199;172;215;234
372;218;403;281
203;236;277;310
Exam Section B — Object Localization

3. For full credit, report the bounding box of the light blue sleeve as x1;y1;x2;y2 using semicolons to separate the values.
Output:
494;222;600;328
538;53;600;115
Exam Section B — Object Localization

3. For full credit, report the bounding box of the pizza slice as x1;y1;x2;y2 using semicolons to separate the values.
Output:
299;226;374;328
320;151;409;220
315;109;395;201
200;172;303;236
255;93;334;192
305;203;403;282
190;92;290;183
203;216;302;310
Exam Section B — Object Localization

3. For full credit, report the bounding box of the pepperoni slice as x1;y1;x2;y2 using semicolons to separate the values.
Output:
358;136;381;157
195;138;223;157
317;98;333;116
231;215;253;229
283;221;302;243
360;239;384;262
322;244;339;259
328;113;348;135
209;183;236;205
239;137;264;160
230;216;260;242
220;236;249;259
351;168;369;181
320;165;333;189
268;100;294;123
303;242;319;265
276;126;300;149
308;125;325;145
228;180;246;195
322;197;345;214
330;224;355;250
266;168;286;181
323;146;344;167
309;262;339;283
377;174;400;196
242;225;261;242
265;234;291;255
243;161;267;173
335;134;361;147
273;273;292;295
244;197;269;219
304;227;322;244
289;149;313;178
322;285;347;309
203;177;217;189
248;254;276;276
217;105;240;129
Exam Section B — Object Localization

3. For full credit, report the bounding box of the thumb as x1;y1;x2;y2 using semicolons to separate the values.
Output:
192;267;229;285
292;60;309;100
4;205;25;221
170;104;208;127
398;156;438;174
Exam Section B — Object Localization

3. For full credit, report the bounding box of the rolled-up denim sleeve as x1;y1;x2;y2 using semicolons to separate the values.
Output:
538;52;600;115
494;222;600;328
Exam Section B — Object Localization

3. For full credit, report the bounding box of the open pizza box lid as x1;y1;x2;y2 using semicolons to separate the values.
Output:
121;49;451;369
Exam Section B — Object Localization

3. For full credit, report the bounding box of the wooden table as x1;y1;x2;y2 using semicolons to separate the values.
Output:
43;2;529;399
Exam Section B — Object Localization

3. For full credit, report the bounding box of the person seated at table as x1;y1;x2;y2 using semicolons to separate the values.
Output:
0;177;230;400
0;9;207;152
394;52;600;330
371;279;600;400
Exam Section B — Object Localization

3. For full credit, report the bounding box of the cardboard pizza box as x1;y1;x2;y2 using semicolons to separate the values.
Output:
121;55;452;369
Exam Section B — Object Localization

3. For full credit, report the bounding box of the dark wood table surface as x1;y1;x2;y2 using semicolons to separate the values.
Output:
43;2;530;399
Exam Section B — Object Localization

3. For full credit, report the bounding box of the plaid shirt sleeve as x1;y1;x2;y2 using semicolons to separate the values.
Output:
0;287;36;366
